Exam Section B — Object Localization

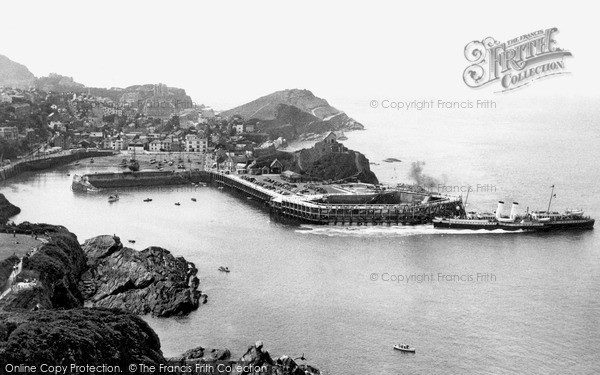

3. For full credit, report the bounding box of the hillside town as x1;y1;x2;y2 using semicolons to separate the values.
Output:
0;83;288;168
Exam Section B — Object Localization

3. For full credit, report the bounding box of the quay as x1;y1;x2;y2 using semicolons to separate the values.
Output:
210;171;464;225
1;149;115;182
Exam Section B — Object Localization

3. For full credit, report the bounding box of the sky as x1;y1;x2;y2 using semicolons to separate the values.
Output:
2;1;598;110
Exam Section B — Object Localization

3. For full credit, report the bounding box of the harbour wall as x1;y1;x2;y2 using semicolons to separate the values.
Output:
0;150;115;182
79;170;211;190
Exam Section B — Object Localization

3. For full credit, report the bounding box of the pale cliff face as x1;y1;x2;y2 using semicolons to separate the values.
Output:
0;54;36;89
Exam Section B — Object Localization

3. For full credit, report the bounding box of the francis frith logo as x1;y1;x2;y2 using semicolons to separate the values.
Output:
463;27;572;92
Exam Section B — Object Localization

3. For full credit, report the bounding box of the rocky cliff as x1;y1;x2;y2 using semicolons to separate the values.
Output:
0;308;166;368
1;223;87;311
80;235;204;317
0;226;203;318
0;309;320;375
296;140;378;184
0;54;36;88
0;224;321;374
35;73;86;92
0;193;21;225
223;89;364;141
253;141;379;184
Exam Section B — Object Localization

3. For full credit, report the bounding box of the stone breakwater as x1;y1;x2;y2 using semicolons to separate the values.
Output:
80;235;206;317
72;170;211;191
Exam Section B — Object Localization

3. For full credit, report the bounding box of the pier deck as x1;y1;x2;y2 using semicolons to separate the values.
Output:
211;172;463;225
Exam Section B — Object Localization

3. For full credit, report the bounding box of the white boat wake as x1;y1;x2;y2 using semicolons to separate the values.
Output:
296;224;525;237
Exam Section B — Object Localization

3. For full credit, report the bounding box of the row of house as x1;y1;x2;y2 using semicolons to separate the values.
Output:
0;126;19;141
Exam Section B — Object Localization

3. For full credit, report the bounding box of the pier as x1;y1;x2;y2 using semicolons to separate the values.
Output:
210;172;464;225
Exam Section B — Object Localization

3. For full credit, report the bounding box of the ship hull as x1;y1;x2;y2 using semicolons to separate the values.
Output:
433;218;594;231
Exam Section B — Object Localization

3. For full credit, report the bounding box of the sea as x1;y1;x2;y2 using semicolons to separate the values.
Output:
1;95;599;374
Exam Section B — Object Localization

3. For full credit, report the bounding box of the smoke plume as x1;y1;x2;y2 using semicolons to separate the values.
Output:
408;161;440;188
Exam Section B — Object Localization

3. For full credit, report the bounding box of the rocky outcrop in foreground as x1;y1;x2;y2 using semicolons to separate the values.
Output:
0;308;320;375
80;235;204;317
0;308;165;368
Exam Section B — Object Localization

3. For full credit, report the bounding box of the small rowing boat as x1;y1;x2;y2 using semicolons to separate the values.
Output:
393;344;415;353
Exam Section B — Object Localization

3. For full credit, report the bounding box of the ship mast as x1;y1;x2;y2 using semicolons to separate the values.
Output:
547;185;555;212
464;186;470;208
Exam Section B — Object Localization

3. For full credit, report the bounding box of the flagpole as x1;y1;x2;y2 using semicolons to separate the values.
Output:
547;185;555;212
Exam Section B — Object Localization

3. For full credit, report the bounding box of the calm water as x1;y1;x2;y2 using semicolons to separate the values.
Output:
2;96;599;374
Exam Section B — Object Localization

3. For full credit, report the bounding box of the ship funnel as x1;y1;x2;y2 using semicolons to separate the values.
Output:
510;202;519;220
495;201;505;219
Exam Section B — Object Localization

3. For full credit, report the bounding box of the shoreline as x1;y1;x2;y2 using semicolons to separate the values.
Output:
0;197;323;374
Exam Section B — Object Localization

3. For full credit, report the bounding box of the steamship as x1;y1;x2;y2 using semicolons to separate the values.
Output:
433;188;594;231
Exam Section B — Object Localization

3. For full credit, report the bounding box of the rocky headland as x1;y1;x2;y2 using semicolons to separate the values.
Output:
80;235;205;317
222;89;364;141
251;140;379;184
0;223;203;318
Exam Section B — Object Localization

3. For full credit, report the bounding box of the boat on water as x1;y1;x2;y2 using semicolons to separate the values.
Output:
218;266;230;273
191;198;197;202
393;344;415;353
128;239;135;243
108;194;119;202
128;149;140;172
90;158;94;163
128;159;140;172
143;198;152;202
175;202;181;206
433;186;594;231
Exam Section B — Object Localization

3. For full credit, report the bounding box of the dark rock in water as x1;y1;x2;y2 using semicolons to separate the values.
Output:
383;157;402;163
81;235;202;317
240;340;275;366
167;341;320;375
0;308;165;367
179;346;231;361
0;194;21;225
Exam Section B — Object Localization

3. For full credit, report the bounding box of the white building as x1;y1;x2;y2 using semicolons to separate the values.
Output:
128;143;145;153
185;134;208;153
